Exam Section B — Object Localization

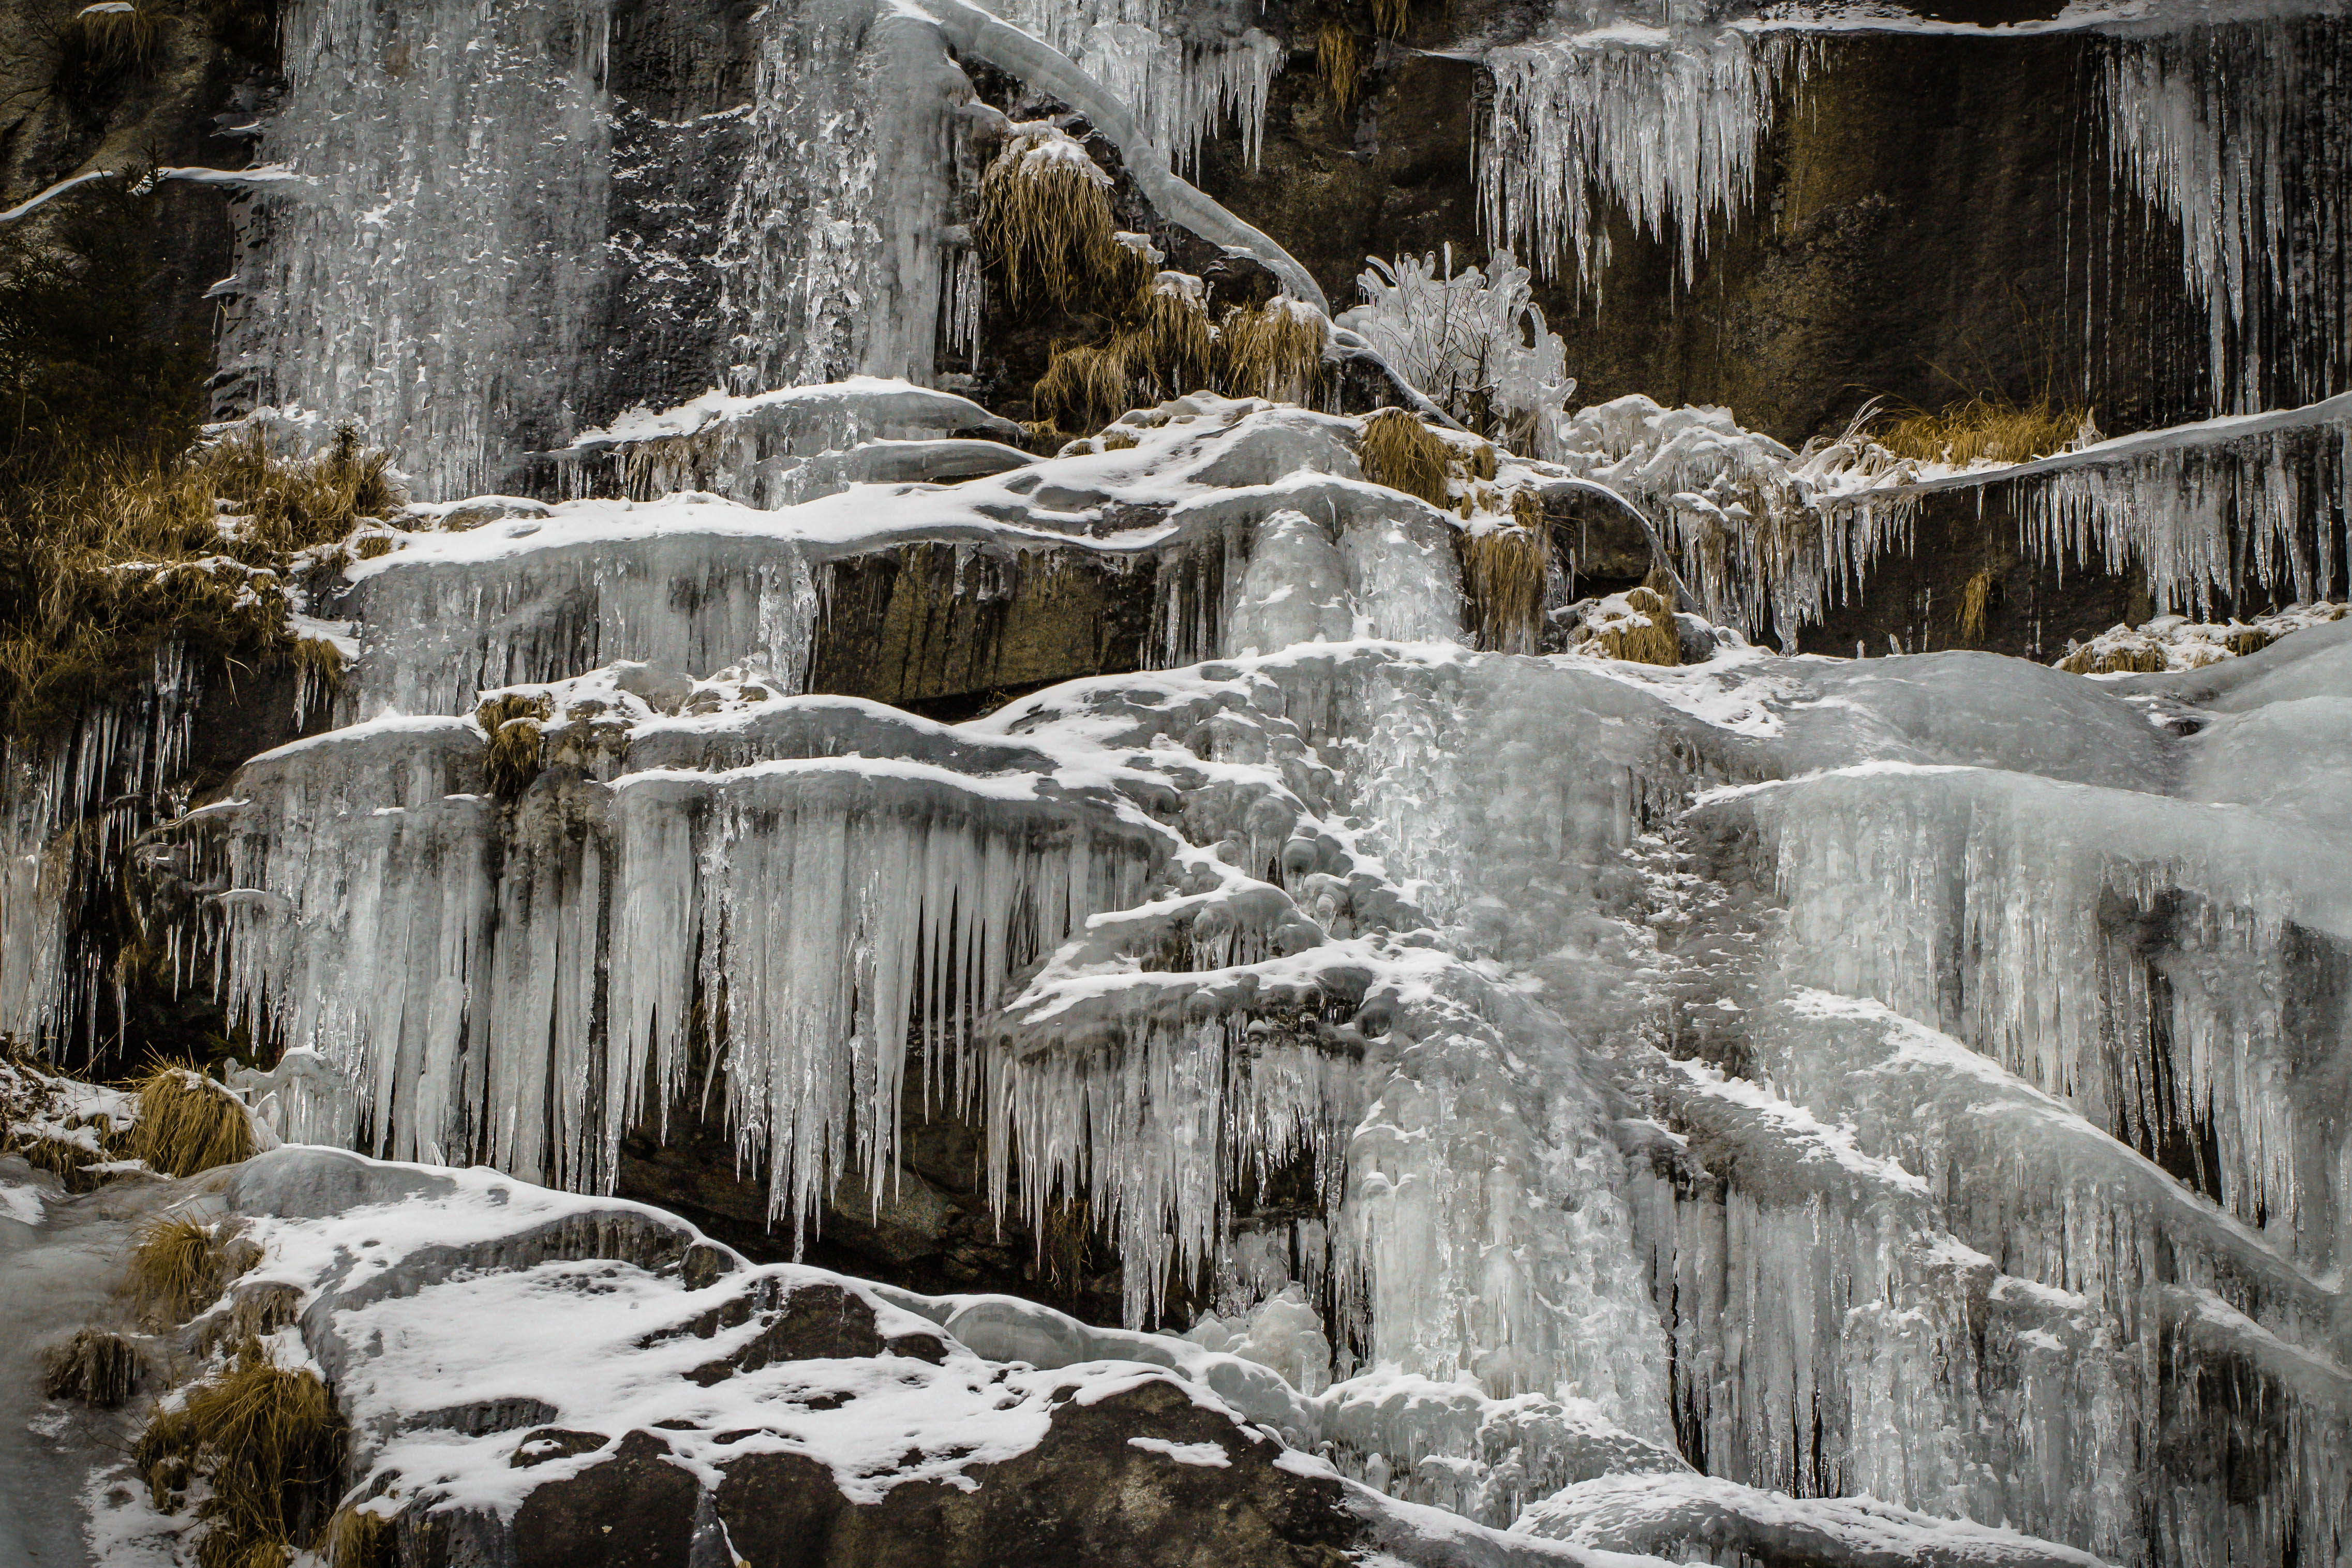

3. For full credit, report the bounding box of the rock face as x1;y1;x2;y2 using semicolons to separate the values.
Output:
4;0;2349;1564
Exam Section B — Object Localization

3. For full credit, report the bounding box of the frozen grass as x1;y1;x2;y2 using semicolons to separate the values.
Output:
1032;342;1133;437
0;427;399;742
1458;525;1549;653
43;1326;140;1407
55;3;166;90
1357;408;1452;507
129;1215;227;1323
1580;585;1680;666
1371;0;1411;39
974;130;1123;313
1875;395;2094;468
475;692;554;800
128;1064;255;1177
320;1505;397;1568
1957;569;1994;645
1219;301;1328;405
1317;24;1358;113
137;1337;345;1568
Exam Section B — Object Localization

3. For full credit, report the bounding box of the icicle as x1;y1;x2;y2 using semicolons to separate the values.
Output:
1480;28;1809;293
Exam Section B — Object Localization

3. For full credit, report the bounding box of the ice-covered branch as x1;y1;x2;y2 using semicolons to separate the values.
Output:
902;0;1328;315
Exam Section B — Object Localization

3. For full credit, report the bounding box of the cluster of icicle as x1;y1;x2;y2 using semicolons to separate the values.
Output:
983;0;1284;171
2101;13;2352;416
0;641;204;1050
1479;25;1810;292
142;383;2352;1564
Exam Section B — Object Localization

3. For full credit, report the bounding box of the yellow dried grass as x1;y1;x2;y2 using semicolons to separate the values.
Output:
1371;0;1413;38
1357;408;1451;507
2060;641;2167;676
1875;395;2093;468
1033;342;1134;437
1596;587;1681;666
1459;527;1549;653
1317;24;1359;112
1218;302;1328;405
136;1337;345;1568
129;1215;227;1323
1956;569;1993;645
476;693;554;800
973;133;1123;312
129;1064;255;1177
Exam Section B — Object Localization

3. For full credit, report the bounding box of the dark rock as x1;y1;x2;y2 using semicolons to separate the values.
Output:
710;1379;1358;1568
513;1430;700;1568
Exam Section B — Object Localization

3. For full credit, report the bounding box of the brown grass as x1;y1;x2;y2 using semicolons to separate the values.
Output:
44;1327;140;1406
0;427;399;743
129;1064;256;1177
1459;527;1549;653
1875;395;2093;467
2060;641;2167;676
58;3;166;84
1122;283;1216;402
973;133;1124;312
1596;587;1681;666
1218;302;1328;405
137;1337;345;1568
1372;0;1412;38
1956;569;1993;645
477;692;553;800
1033;342;1133;438
1357;408;1452;507
1316;24;1359;112
321;1504;398;1568
130;1215;227;1323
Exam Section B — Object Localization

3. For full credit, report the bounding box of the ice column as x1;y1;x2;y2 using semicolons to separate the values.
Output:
229;0;617;499
2102;13;2352;415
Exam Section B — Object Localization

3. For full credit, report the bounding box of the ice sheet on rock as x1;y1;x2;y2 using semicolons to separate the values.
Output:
335;397;1466;714
714;0;970;394
2101;12;2352;416
0;642;206;1049
562;378;1026;506
228;0;617;499
1517;1472;2106;1568
208;1146;1668;1568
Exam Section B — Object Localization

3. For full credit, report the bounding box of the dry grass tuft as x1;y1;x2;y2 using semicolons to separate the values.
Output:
2060;641;2168;676
973;132;1123;312
1509;487;1545;533
1875;395;2093;468
0;427;400;743
1357;408;1452;507
1459;527;1549;653
130;1215;227;1323
1371;0;1412;38
1596;587;1681;666
1218;301;1328;405
321;1504;398;1568
137;1337;346;1568
129;1064;255;1177
1957;569;1994;645
477;693;553;800
1122;283;1216;401
45;1327;140;1406
1032;342;1134;439
1099;429;1140;452
58;3;167;84
1317;24;1359;112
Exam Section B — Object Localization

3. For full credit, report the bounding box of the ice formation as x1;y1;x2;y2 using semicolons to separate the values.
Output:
2101;11;2352;415
1480;24;1809;292
120;378;2351;1564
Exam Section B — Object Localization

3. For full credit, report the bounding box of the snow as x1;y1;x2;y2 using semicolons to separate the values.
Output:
1128;1436;1233;1466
